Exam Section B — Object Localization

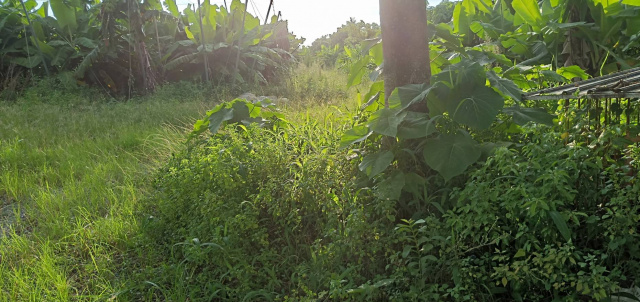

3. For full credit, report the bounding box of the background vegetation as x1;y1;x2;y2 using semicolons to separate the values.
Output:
1;0;640;301
0;0;297;99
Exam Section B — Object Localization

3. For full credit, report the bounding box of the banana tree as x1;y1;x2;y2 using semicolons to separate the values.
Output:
0;0;51;72
40;0;101;71
0;0;53;96
449;0;640;75
75;0;162;94
163;0;293;85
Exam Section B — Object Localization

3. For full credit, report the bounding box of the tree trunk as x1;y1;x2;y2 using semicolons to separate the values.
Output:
379;0;430;110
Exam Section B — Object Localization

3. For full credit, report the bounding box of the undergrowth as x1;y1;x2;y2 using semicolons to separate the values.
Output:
2;63;639;301
0;64;357;301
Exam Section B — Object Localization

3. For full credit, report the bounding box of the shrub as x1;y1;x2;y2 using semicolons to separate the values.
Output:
382;128;640;301
138;119;394;300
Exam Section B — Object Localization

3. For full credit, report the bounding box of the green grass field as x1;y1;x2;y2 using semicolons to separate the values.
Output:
0;95;213;301
0;65;353;301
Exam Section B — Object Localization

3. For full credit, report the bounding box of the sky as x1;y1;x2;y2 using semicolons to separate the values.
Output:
174;0;440;45
35;0;441;45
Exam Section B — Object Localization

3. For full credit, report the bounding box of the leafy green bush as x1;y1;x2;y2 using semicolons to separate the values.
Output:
137;111;397;300
380;128;640;301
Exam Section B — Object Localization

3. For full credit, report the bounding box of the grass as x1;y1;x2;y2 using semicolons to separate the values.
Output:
0;65;357;301
0;96;212;301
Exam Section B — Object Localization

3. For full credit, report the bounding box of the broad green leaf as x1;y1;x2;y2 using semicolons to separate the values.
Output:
402;245;412;258
397;83;433;111
165;0;180;16
31;36;55;55
362;81;384;111
501;38;529;55
11;56;42;68
426;82;451;116
548;211;571;242
514;249;526;258
387;89;403;109
231;0;243;11
396;112;438;139
36;2;48;17
466;49;498;65
344;46;352;58
472;0;492;14
557;65;589;80
243;14;260;32
368;108;408;137
458;62;486;88
375;172;405;201
434;61;485;90
369;64;383;82
359;150;394;178
347;57;369;88
461;0;476;16
208;107;234;134
517;41;548;66
192;118;209;135
145;0;163;10
23;0;37;11
503;106;555;125
75;37;96;49
512;0;542;30
452;3;469;35
369;42;384;66
540;70;567;83
185;26;195;41
448;86;505;130
230;100;262;125
423;133;481;181
339;125;373;149
487;71;522;102
50;0;77;33
433;23;463;51
403;172;426;200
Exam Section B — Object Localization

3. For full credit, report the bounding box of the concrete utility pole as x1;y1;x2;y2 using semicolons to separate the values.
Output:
379;0;430;110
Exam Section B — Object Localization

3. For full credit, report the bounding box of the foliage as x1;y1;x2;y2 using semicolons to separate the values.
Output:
427;0;456;24
139;107;398;300
0;0;298;97
374;127;640;301
448;0;640;75
190;97;288;137
301;18;380;69
0;85;225;300
341;51;557;187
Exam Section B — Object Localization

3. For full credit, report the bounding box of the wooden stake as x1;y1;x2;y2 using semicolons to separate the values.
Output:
264;0;273;25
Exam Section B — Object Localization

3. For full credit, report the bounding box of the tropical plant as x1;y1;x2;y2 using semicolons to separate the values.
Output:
1;0;297;98
427;0;456;24
161;0;294;86
450;0;640;75
303;18;380;69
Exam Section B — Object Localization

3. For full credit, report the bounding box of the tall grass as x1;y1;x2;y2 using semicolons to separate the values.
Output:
0;65;358;301
0;85;223;301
